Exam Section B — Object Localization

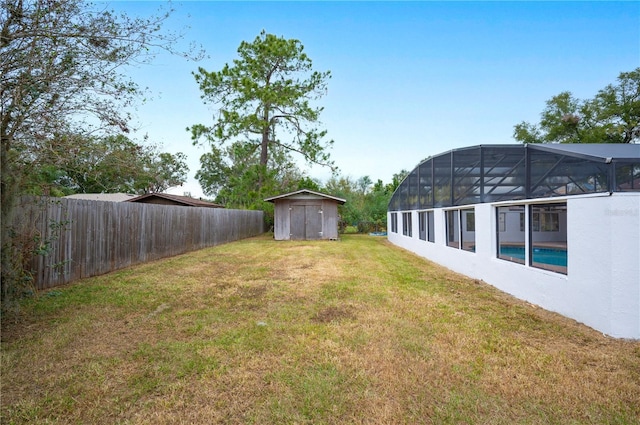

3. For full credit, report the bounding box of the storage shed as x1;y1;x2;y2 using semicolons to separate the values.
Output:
265;189;346;241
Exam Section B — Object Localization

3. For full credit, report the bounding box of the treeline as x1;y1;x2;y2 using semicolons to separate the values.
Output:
514;68;639;144
323;174;406;233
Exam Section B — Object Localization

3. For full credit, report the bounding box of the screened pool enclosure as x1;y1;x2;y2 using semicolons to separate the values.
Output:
387;144;640;339
389;143;640;211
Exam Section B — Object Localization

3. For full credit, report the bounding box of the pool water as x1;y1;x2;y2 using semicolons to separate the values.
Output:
499;245;567;267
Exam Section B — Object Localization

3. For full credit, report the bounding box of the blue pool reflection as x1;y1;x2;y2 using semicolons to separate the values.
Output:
499;245;567;267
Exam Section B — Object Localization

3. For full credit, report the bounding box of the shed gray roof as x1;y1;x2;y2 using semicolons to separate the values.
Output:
264;189;346;205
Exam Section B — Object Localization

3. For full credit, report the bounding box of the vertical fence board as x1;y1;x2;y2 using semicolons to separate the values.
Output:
13;197;264;290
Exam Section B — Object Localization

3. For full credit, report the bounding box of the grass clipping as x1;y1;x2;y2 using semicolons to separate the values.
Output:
2;235;639;424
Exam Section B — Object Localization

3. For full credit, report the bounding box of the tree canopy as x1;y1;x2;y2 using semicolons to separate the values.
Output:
24;134;189;196
323;175;397;232
513;68;640;144
196;139;321;228
197;140;309;207
190;30;334;197
1;0;201;305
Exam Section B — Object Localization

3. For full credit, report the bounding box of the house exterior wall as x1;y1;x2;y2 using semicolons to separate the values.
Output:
387;192;640;339
272;196;340;241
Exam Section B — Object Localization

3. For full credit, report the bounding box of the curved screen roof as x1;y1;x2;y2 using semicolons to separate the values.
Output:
389;144;640;211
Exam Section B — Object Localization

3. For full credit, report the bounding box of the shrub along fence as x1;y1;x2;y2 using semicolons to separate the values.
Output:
14;197;264;290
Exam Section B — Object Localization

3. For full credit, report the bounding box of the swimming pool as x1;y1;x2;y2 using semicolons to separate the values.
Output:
499;245;567;267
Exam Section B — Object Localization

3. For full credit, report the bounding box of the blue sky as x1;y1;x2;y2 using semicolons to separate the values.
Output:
109;1;639;198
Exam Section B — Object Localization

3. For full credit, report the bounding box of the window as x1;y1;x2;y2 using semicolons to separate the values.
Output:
496;203;567;274
530;203;566;274
497;205;525;265
402;212;412;237
465;211;475;231
461;208;475;252
418;210;436;242
427;211;435;243
418;212;427;241
446;210;459;248
446;208;475;251
532;211;559;232
390;213;398;233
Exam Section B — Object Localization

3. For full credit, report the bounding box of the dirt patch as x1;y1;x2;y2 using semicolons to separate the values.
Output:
312;305;356;323
239;285;267;299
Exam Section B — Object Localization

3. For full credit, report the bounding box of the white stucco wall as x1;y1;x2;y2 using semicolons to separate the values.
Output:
388;193;640;339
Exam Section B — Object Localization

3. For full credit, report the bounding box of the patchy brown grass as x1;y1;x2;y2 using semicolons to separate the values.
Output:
2;234;639;424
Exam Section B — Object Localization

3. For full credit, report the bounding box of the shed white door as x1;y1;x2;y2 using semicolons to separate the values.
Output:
290;205;322;240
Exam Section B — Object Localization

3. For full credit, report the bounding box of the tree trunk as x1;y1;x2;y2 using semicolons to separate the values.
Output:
260;126;269;166
1;133;20;304
258;107;270;187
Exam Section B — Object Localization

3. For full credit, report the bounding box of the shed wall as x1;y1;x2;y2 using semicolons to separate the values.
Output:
273;201;291;240
321;199;340;240
272;198;340;240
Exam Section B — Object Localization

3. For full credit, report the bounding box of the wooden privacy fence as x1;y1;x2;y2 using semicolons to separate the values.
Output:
15;197;265;290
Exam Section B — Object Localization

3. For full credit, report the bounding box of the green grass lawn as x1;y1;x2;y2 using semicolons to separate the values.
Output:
2;234;639;424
